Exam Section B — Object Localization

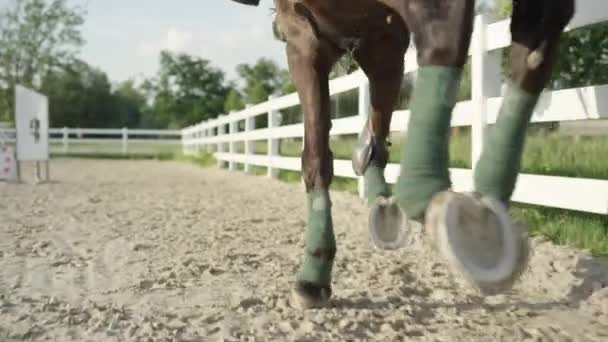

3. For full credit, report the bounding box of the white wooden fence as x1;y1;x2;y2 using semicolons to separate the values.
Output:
0;127;182;154
183;5;608;215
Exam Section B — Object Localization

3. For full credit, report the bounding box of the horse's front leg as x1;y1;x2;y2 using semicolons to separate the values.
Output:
285;40;342;309
473;0;575;202
395;0;475;222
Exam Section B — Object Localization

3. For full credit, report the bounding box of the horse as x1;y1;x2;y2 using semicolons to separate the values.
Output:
229;0;575;309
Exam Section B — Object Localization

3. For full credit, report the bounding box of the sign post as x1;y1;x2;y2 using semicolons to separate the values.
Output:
15;85;50;183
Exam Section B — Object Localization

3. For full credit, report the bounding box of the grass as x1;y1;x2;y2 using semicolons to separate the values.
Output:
245;130;608;180
174;152;217;167
52;131;608;256
512;204;608;257
49;142;182;156
51;152;177;160
221;130;608;257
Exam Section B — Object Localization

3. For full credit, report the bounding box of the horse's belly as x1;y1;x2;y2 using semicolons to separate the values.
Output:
299;0;408;39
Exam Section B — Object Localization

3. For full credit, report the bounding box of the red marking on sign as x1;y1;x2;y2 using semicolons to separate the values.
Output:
1;147;6;152
3;167;9;174
4;157;10;163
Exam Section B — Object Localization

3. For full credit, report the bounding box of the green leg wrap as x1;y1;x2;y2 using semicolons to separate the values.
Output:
474;81;540;203
296;189;336;286
364;165;391;205
395;66;462;220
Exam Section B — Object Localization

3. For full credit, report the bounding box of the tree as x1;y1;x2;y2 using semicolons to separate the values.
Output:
224;88;245;113
40;60;117;128
236;58;292;104
39;60;149;129
0;0;86;121
145;50;230;128
113;80;146;128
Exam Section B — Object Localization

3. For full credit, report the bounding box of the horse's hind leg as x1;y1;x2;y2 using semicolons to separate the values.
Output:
352;36;408;204
473;0;575;202
352;36;410;249
284;36;342;309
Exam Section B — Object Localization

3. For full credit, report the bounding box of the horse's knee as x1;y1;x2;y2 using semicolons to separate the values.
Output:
404;0;474;67
302;148;334;191
416;30;470;67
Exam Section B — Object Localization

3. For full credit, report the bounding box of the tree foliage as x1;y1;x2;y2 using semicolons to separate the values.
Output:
235;57;293;104
39;60;144;128
1;0;605;131
143;50;230;128
0;0;86;121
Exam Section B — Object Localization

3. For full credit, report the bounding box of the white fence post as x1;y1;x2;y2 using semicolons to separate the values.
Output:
217;118;226;168
62;127;69;153
267;95;280;178
195;125;201;154
184;128;191;155
245;104;256;174
471;13;503;172
180;129;186;155
205;128;211;153
357;77;371;199
122;127;128;154
229;113;237;171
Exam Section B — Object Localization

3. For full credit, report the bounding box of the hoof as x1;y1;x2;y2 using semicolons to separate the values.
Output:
425;191;530;295
291;281;332;309
368;196;413;250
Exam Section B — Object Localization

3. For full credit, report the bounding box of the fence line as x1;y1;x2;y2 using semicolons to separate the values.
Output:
0;127;181;155
181;6;608;215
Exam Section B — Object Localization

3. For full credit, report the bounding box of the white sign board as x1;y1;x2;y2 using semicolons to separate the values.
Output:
15;85;49;161
0;146;17;181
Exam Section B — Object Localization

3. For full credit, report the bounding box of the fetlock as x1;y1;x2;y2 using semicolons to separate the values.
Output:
364;165;391;205
352;120;390;177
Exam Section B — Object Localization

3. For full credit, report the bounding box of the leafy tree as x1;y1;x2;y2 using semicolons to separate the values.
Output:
145;50;231;128
224;88;245;113
0;0;86;121
39;60;149;129
113;80;146;128
236;58;292;104
40;60;116;128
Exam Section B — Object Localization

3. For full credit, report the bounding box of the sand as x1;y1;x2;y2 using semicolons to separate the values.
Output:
1;158;607;342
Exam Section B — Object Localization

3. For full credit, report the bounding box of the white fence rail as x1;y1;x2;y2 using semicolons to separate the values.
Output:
0;127;181;154
183;6;608;215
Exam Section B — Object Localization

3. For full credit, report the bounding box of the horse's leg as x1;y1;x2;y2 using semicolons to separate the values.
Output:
352;36;408;204
394;0;531;294
394;0;475;221
284;37;342;309
352;36;410;249
473;0;575;202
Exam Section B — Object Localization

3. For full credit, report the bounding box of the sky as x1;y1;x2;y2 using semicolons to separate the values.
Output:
1;0;288;84
79;0;287;84
1;0;496;85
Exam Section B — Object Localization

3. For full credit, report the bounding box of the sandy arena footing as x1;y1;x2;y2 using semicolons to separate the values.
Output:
1;159;607;341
